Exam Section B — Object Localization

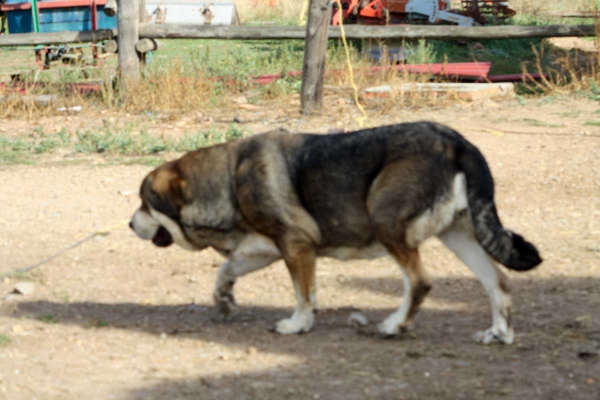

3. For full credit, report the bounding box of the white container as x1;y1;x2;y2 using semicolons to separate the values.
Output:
144;1;239;26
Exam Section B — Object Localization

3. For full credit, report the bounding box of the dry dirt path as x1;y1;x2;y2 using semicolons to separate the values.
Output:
0;97;599;399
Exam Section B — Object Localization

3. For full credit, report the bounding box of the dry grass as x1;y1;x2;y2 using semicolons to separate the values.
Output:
1;0;599;119
235;0;306;25
511;0;598;14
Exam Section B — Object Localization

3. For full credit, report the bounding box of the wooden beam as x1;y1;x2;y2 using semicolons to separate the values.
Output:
135;38;158;53
117;0;140;82
0;24;596;47
301;0;332;115
138;24;597;40
0;29;116;46
540;11;600;18
103;39;118;53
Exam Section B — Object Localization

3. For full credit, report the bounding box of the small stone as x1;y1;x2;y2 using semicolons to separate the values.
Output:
577;351;597;360
12;325;24;334
246;346;258;356
406;350;422;359
13;282;35;296
160;333;167;340
347;312;369;327
218;354;228;361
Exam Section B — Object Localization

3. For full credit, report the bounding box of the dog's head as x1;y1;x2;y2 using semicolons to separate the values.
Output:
129;162;197;250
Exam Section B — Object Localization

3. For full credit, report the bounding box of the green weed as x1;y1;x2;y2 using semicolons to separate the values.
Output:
39;314;61;324
0;335;11;347
0;124;248;165
406;40;438;65
90;320;110;328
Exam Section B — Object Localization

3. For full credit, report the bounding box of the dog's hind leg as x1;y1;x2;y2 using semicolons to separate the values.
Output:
367;158;441;336
377;248;432;336
439;226;514;344
273;232;317;335
213;235;282;317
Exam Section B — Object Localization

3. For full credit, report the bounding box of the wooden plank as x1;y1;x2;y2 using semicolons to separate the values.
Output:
117;0;140;82
138;24;597;40
0;24;596;47
135;38;158;53
541;11;600;18
103;39;118;53
0;30;116;46
301;0;331;115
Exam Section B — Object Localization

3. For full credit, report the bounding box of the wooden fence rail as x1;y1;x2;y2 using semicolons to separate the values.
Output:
0;24;596;47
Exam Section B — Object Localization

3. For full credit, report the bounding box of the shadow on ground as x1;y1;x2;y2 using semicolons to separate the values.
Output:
5;277;600;400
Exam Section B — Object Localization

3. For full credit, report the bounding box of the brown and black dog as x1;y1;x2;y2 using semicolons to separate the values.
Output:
130;122;541;344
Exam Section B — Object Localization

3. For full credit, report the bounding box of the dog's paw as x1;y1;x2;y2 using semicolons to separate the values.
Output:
213;290;237;317
274;312;314;335
377;319;412;338
473;327;514;345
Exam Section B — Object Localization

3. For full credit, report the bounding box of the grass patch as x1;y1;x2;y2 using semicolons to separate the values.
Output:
521;118;563;128
0;124;248;165
1;0;598;117
88;320;110;328
584;121;600;126
0;334;11;347
39;314;61;324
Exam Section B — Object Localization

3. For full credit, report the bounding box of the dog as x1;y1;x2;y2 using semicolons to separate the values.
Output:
130;122;542;344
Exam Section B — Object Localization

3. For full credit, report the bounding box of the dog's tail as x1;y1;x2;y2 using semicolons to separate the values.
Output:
457;142;542;271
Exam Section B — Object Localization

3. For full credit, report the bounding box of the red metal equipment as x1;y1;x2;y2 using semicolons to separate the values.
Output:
332;0;516;26
457;1;516;25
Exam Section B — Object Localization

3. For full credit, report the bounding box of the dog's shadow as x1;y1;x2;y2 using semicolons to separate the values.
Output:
5;275;600;400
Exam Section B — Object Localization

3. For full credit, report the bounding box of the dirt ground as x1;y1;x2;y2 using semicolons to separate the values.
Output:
0;95;599;400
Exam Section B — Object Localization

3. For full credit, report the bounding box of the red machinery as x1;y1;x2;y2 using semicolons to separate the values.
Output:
332;0;516;26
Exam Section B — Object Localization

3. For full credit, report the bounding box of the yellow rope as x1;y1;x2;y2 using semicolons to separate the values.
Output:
1;220;129;279
335;0;368;127
299;0;310;25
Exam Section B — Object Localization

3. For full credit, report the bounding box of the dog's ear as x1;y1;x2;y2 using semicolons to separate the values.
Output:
142;167;189;219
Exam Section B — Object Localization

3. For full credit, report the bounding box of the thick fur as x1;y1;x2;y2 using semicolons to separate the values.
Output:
130;122;542;343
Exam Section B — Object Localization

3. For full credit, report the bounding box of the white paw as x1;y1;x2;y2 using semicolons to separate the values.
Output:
473;327;514;345
377;318;400;337
274;311;314;335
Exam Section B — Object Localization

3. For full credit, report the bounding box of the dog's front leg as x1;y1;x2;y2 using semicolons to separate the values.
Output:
274;235;317;335
213;245;281;317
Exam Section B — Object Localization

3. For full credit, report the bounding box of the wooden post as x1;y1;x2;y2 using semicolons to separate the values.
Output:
301;0;332;115
117;0;140;84
139;0;147;24
138;0;148;65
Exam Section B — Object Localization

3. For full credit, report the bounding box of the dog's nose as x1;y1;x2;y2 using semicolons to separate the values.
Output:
129;221;134;230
